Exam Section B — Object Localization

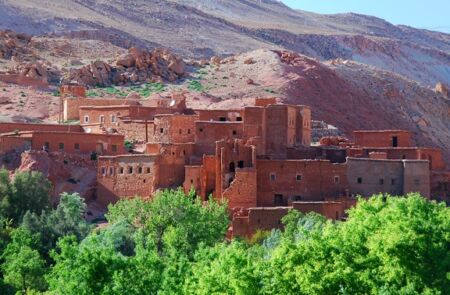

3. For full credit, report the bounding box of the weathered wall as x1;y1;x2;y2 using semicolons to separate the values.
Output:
347;158;430;197
347;147;445;171
195;121;244;155
403;161;431;198
60;85;86;97
97;155;157;205
64;98;140;121
30;132;124;155
195;109;243;122
222;168;257;208
0;123;82;134
152;114;197;144
0;136;30;153
353;130;412;148
256;159;348;206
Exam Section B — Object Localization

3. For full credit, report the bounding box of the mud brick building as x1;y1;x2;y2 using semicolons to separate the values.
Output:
0;122;124;156
6;87;448;237
92;96;449;236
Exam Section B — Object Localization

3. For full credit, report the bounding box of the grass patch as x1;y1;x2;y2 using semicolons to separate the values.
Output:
188;80;204;92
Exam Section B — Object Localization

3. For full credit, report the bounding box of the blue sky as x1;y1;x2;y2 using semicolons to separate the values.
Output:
281;0;450;33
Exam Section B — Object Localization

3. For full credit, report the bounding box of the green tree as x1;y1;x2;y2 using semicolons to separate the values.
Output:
0;169;51;224
264;194;450;294
186;241;264;295
1;228;46;294
22;192;91;260
47;189;229;294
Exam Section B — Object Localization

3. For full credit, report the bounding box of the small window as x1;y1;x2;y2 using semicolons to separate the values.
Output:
188;129;191;134
111;115;117;123
391;179;396;185
379;179;384;185
219;117;226;121
190;179;194;184
179;129;182;134
270;173;276;181
296;174;302;182
128;166;133;174
138;167;143;174
109;167;114;175
84;115;89;123
59;143;64;150
199;128;204;132
146;167;151;174
74;143;80;150
238;161;244;169
99;115;105;124
160;128;164;134
236;117;242;122
392;136;398;147
357;177;363;184
111;145;117;152
44;142;50;150
334;176;340;184
119;167;124;174
101;167;106;176
232;130;237;136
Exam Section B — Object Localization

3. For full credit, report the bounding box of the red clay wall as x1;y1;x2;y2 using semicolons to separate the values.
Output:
195;122;244;155
256;159;348;206
353;130;412;148
0;123;82;134
97;155;157;205
0;136;30;153
60;85;86;97
222;168;258;208
64;98;140;121
195;109;243;122
30;132;124;155
152;115;197;144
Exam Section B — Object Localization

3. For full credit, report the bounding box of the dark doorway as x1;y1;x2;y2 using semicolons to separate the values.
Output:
392;136;398;147
274;194;284;206
229;162;236;173
238;160;244;169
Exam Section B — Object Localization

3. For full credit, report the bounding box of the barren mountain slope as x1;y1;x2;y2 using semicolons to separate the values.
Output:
0;0;448;86
182;49;450;164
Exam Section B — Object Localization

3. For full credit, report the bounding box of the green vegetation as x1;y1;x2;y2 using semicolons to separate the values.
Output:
188;80;204;92
61;120;80;125
0;170;448;295
86;83;166;99
265;88;276;94
124;140;134;151
52;90;60;97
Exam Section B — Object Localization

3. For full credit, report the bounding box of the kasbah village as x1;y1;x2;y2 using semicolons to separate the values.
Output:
0;84;448;237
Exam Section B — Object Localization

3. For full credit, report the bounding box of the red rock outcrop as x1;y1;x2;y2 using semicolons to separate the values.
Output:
0;30;32;60
67;47;185;86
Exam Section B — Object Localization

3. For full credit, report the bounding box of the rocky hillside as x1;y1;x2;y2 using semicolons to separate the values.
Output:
0;0;448;86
